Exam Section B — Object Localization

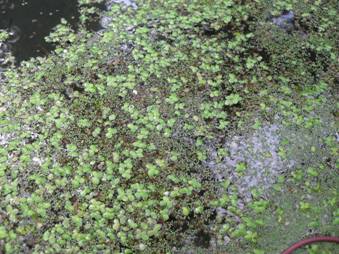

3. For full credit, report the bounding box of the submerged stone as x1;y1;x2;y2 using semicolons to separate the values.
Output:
206;124;293;202
205;99;336;203
272;11;295;31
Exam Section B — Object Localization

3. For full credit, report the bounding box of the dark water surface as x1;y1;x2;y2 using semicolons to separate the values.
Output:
0;0;80;62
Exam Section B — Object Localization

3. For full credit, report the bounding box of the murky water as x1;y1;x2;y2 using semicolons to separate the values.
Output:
0;0;81;63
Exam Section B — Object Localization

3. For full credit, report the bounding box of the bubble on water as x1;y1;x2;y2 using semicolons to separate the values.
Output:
7;25;21;43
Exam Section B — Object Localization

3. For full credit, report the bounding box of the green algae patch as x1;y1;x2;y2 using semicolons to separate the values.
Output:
0;0;338;253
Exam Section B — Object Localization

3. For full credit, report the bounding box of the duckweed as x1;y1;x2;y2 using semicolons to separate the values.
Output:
0;0;338;253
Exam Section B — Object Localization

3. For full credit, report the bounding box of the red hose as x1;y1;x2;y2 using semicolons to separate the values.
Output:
281;236;339;254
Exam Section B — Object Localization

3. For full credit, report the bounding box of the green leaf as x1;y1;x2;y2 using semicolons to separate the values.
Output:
0;226;7;239
84;83;96;93
182;207;190;216
225;94;242;106
235;162;247;173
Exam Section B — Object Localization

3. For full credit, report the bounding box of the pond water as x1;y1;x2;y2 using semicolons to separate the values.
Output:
0;1;138;68
0;0;81;63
